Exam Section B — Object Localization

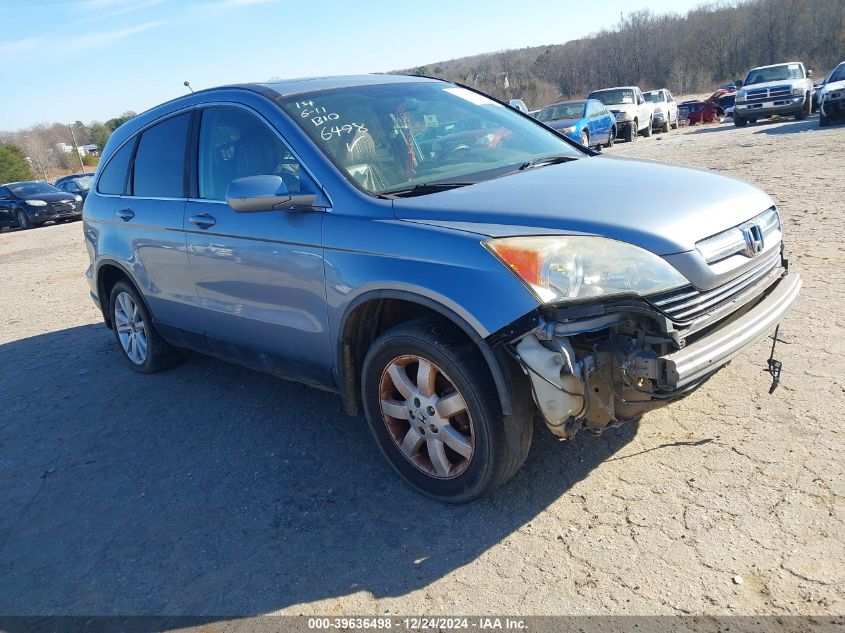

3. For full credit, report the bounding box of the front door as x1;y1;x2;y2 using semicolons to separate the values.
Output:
185;105;333;385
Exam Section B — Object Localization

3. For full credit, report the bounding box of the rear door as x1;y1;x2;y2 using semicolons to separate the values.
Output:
106;111;197;328
0;186;14;227
184;104;332;384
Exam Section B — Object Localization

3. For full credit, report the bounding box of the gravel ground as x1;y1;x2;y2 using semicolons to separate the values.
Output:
0;114;842;619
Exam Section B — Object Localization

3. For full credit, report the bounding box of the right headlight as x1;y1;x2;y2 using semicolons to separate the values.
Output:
486;236;688;303
736;93;748;103
614;111;631;121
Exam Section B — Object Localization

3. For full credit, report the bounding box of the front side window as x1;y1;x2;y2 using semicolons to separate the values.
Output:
131;113;190;198
828;63;845;84
97;140;134;195
197;107;314;201
279;82;582;196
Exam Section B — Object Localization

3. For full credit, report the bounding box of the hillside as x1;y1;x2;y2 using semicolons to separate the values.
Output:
396;0;845;110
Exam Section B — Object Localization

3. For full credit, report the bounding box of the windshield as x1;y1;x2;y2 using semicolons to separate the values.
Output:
643;91;664;103
279;82;582;195
9;182;60;196
74;175;93;191
588;88;635;106
828;63;845;83
745;64;804;86
536;102;585;122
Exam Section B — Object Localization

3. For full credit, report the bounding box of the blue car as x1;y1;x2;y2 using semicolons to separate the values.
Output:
535;99;616;149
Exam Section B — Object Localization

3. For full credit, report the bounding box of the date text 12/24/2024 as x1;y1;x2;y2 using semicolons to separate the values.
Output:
307;617;527;630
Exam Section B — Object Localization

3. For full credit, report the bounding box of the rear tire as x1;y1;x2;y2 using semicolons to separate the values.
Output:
108;280;182;373
361;317;532;503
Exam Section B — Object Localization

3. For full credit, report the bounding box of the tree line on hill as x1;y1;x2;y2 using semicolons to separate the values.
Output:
0;112;136;184
399;0;845;110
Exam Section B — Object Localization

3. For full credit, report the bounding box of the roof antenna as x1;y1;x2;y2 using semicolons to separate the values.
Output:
184;81;194;93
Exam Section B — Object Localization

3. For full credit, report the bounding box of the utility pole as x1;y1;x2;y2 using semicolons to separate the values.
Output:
67;124;85;172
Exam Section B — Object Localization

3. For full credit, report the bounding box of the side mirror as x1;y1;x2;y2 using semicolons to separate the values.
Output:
807;69;814;78
225;175;316;213
735;80;743;89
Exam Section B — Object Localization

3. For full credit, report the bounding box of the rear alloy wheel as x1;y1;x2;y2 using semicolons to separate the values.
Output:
16;210;30;230
362;318;531;503
109;280;182;373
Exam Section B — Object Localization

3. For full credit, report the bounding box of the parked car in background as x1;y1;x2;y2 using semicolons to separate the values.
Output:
0;181;82;229
535;99;616;149
679;100;719;125
734;61;814;126
508;99;529;113
818;60;845;127
83;74;801;502
55;172;95;202
643;88;678;132
588;86;654;142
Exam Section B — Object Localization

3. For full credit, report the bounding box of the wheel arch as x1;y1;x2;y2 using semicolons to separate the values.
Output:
94;259;149;329
336;288;527;419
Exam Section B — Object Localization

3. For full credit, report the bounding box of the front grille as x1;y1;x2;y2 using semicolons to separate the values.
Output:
746;85;791;101
50;202;74;213
649;249;781;323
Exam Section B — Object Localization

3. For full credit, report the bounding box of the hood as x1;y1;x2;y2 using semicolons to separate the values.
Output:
607;103;637;115
820;79;845;95
392;156;775;255
741;79;803;93
20;192;76;203
545;118;580;130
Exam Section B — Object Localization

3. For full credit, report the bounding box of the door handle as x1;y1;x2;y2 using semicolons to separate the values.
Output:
116;208;134;221
189;213;216;229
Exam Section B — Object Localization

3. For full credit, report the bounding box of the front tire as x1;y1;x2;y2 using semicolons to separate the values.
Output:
642;118;653;137
795;95;811;120
109;280;181;373
625;121;637;142
670;113;679;129
580;130;589;147
361;318;531;503
605;127;615;148
820;108;831;127
15;210;30;230
734;115;748;127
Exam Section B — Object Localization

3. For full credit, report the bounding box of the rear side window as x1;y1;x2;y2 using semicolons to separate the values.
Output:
132;113;190;198
97;140;134;195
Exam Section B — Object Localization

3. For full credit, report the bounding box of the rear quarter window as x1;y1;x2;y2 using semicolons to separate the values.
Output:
97;140;135;195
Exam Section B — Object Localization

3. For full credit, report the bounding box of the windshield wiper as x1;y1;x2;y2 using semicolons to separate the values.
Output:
518;155;580;171
380;182;474;198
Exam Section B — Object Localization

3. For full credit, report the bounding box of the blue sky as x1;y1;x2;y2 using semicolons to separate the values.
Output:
0;0;705;130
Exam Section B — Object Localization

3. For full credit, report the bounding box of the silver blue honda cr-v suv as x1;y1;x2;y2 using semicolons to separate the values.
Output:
83;74;801;502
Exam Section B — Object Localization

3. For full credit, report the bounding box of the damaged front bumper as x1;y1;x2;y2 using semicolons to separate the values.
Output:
492;264;802;439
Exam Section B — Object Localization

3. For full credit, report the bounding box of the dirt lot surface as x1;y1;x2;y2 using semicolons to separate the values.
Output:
0;115;843;619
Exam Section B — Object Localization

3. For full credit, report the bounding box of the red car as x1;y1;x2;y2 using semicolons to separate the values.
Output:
679;100;719;125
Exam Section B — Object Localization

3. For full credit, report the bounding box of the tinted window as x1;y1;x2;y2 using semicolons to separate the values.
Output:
198;107;314;201
132;113;190;198
97;140;134;195
0;186;10;199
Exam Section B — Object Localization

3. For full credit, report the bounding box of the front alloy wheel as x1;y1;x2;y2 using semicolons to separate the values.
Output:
379;355;474;479
362;317;532;502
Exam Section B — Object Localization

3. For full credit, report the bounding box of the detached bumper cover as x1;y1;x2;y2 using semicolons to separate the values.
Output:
662;272;801;388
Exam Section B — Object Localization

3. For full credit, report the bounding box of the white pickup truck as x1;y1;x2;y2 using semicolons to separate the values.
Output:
734;62;814;126
588;86;655;142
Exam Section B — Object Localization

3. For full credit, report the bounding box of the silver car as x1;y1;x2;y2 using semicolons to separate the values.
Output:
83;75;801;502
